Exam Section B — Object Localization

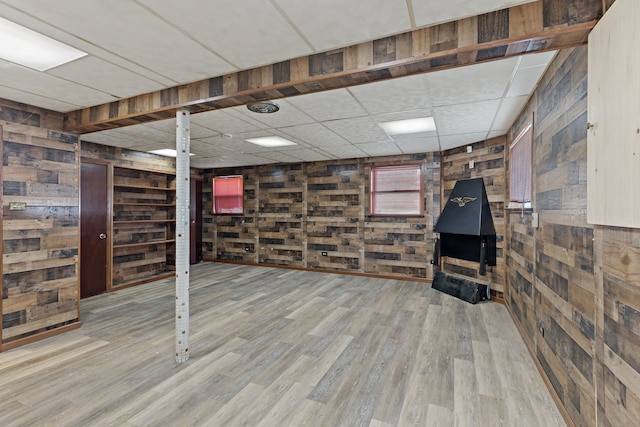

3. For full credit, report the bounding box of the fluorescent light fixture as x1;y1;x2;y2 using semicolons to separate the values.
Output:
379;117;436;135
245;136;297;147
0;17;87;71
148;149;194;157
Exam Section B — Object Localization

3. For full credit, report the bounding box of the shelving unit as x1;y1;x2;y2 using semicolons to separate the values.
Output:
111;167;176;288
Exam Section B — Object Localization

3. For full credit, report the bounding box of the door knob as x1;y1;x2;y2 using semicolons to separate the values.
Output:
99;233;107;240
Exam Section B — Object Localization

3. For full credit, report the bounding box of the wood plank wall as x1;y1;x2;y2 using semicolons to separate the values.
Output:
1;99;80;348
81;140;176;174
441;137;507;297
203;153;440;280
599;227;640;427
505;45;640;427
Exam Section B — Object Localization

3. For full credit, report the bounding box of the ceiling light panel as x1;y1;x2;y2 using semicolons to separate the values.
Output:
0;16;86;71
148;149;194;157
245;136;298;147
379;117;436;135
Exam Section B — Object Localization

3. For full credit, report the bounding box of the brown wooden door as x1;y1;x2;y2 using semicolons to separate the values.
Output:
80;162;109;298
190;179;203;264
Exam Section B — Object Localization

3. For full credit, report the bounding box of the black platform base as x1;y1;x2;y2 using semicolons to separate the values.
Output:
431;270;489;304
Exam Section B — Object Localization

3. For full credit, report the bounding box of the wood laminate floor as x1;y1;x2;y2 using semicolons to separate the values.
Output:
0;263;565;426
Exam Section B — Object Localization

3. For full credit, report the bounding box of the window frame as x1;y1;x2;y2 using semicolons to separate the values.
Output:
370;164;424;217
212;175;244;215
507;122;533;210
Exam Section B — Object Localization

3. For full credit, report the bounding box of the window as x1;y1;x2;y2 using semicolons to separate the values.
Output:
370;164;423;216
508;123;533;210
212;175;243;214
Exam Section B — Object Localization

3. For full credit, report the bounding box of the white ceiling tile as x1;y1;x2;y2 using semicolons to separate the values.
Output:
287;89;367;122
282;148;332;162
138;0;312;69
506;65;547;98
373;109;435;126
349;75;432;115
280;123;348;147
426;58;518;106
492;96;529;130
0;84;79;111
390;130;438;141
191;110;262;135
49;56;166;99
356;141;403;157
395;136;441;154
0;4;175;87
189;140;225;156
0;60;115;109
256;151;304;163
323;117;391;144
412;0;535;27
487;130;508;139
316;144;367;159
434;99;501;135
440;133;489;150
519;50;558;69
3;0;235;83
275;0;411;51
189;123;223;140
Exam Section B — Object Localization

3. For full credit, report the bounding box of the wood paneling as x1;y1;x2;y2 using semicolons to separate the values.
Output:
1;114;80;346
81;140;176;175
63;1;600;134
500;44;640;427
205;154;440;281
306;159;364;272
599;226;640;427
258;164;305;267
441;137;507;296
204;167;259;263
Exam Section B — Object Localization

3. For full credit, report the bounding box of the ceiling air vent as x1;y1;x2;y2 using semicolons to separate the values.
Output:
247;101;279;113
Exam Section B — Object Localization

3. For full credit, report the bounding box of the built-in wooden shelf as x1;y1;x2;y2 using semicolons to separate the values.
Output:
113;202;176;207
114;184;175;191
111;167;176;288
113;239;176;249
113;219;176;224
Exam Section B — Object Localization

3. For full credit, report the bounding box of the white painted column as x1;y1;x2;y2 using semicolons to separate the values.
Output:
175;109;190;363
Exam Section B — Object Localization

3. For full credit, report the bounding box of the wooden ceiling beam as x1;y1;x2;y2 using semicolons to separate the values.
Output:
63;0;602;134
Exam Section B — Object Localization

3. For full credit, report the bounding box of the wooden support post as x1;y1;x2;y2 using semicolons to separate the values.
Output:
175;110;190;363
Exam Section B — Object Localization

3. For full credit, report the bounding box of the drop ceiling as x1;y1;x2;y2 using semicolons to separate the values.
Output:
0;0;553;169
